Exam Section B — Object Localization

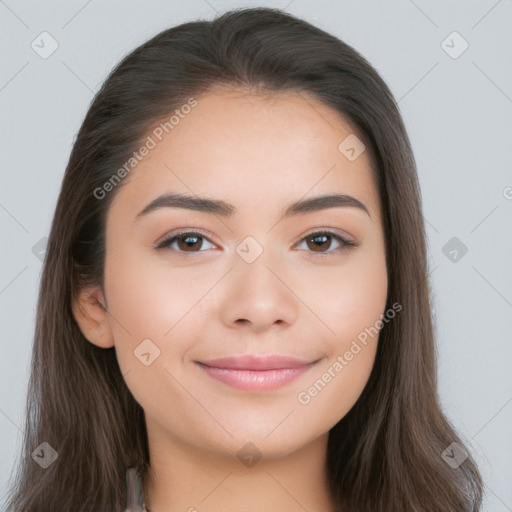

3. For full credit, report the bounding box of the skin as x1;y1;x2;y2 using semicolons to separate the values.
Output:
73;85;388;512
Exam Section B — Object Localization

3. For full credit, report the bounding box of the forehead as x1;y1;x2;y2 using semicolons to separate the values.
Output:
109;86;381;224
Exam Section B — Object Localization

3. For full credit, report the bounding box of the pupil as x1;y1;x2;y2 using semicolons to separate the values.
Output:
180;234;200;250
310;234;330;252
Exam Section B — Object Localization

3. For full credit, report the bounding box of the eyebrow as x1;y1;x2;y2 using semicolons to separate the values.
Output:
135;192;371;222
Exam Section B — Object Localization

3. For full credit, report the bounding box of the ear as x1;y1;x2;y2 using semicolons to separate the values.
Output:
72;285;114;348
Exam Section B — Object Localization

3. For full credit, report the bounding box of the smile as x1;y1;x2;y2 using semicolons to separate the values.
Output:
194;354;321;391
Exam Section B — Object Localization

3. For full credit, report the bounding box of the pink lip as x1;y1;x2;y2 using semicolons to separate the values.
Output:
195;355;319;391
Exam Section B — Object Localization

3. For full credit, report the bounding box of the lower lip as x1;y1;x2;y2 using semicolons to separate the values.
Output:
195;362;316;391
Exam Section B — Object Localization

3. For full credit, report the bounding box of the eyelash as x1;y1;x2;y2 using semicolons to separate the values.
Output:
154;229;358;257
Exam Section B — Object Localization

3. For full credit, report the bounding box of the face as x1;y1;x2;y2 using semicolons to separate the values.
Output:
99;86;387;462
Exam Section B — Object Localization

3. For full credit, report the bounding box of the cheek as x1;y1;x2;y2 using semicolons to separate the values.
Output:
291;248;387;416
103;249;206;374
295;340;378;431
293;270;386;426
292;245;388;348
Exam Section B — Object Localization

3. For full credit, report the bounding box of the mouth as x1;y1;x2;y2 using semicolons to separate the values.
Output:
194;354;321;391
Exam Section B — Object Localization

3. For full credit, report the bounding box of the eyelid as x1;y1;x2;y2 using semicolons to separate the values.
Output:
154;227;359;254
153;228;220;250
298;227;356;244
292;229;358;257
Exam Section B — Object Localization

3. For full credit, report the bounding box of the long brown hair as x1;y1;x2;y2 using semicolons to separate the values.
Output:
5;7;483;511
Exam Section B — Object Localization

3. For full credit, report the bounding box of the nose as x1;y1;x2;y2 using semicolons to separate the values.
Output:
218;252;299;333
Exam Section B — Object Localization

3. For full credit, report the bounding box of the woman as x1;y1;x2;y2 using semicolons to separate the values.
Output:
5;7;483;511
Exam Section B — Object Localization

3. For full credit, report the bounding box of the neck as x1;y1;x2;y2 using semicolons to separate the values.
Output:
143;430;335;512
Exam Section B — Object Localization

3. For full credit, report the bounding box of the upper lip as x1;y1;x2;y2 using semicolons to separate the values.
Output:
196;354;318;370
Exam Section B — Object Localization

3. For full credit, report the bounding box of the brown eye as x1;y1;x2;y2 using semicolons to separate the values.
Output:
297;230;356;256
177;233;202;251
156;229;356;256
306;233;332;252
156;231;215;252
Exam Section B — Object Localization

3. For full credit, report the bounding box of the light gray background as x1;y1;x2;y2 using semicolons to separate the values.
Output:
1;0;511;510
